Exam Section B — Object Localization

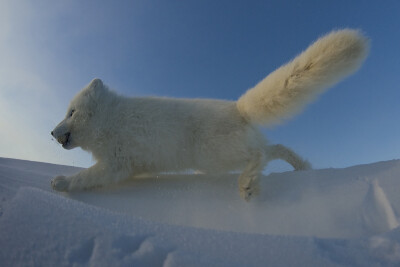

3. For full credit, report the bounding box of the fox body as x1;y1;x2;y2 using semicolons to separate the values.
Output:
51;29;368;200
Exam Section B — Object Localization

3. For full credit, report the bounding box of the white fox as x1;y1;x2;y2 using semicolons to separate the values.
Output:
51;29;369;200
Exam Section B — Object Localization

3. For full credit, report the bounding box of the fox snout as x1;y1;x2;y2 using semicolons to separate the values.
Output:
51;131;70;146
51;119;73;149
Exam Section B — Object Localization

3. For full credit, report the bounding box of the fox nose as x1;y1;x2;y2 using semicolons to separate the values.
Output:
51;131;54;136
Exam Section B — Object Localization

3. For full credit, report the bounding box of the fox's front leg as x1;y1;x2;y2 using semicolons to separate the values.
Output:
51;162;130;192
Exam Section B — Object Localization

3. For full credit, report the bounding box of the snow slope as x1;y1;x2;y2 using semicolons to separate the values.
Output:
1;157;400;266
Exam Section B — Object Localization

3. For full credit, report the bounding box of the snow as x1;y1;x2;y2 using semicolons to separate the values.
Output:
1;157;400;266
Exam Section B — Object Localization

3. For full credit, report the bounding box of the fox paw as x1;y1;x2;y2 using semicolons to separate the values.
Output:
51;176;70;192
239;184;260;201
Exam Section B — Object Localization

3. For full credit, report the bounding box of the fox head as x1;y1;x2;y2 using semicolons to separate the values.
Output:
51;78;108;151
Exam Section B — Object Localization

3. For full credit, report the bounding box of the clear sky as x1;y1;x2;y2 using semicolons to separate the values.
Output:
1;0;399;172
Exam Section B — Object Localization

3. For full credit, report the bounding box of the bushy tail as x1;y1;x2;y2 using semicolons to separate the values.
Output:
237;29;369;125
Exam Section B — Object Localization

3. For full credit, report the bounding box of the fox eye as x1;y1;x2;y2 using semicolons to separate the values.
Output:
69;109;75;117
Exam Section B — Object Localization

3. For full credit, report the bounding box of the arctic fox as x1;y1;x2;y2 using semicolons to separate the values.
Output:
51;29;368;200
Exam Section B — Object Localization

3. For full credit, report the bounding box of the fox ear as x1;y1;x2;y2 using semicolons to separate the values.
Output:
89;78;103;91
83;78;105;101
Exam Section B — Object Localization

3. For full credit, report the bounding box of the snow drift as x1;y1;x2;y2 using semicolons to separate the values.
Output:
1;157;400;266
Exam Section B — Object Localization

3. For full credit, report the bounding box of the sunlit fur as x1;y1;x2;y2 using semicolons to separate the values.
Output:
51;29;368;200
237;29;369;125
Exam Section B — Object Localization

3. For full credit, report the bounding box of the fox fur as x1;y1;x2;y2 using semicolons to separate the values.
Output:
51;29;369;200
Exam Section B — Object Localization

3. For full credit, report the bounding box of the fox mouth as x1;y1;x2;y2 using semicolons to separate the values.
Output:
57;132;71;148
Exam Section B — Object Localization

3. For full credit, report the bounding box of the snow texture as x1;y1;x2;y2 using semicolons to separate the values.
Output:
1;157;400;266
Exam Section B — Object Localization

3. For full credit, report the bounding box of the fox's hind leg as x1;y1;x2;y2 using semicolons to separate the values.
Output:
266;144;311;171
238;151;266;201
238;145;310;201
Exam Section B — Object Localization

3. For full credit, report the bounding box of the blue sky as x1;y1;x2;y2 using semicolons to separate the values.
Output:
1;0;399;171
